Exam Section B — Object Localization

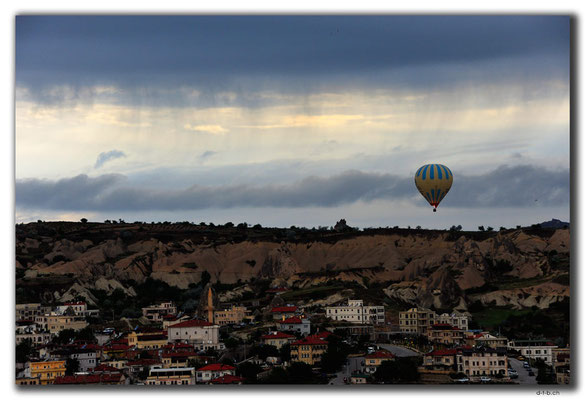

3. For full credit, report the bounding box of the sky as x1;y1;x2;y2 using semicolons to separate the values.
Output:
14;15;571;230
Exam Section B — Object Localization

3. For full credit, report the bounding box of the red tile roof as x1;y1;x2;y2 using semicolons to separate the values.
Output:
291;336;328;346
280;316;303;324
312;331;333;339
271;306;297;313
104;344;130;352
426;349;457;356
168;319;214;328
91;364;121;373
126;359;162;366
161;351;200;358
197;363;236;372
261;332;295;340
54;374;123;384
365;350;396;359
210;375;243;384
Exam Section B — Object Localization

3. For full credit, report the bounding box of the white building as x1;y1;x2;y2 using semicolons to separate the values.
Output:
326;300;385;325
195;364;236;383
146;367;196;385
167;319;224;350
507;339;557;365
277;316;311;336
436;312;469;331
142;302;177;322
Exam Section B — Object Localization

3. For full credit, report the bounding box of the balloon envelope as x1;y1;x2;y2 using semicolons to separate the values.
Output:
414;164;453;211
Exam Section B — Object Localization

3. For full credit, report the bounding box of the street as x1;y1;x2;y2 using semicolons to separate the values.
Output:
329;356;364;385
509;358;538;385
377;343;420;357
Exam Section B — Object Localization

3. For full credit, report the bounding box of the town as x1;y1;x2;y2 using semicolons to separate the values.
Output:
15;284;570;386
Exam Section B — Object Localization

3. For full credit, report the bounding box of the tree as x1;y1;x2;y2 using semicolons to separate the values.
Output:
286;362;319;384
279;343;291;362
80;218;88;224
478;226;485;231
16;339;33;364
487;226;494;231
65;358;80;376
374;358;420;383
320;334;348;373
250;344;279;360
236;362;262;384
200;271;211;287
53;329;76;345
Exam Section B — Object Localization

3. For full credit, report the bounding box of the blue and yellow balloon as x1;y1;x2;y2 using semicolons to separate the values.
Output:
414;164;453;212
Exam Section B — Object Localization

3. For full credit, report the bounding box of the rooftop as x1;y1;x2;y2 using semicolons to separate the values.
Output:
168;319;214;328
197;363;236;372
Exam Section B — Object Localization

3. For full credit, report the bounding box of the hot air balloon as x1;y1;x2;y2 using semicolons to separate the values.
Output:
414;164;453;212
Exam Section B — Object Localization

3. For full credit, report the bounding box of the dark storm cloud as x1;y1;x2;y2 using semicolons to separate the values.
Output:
15;165;568;212
15;15;569;103
94;150;126;169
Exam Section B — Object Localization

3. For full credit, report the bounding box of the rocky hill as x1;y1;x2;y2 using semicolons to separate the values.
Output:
15;222;570;311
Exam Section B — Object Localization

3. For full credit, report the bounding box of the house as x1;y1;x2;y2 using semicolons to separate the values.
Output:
277;316;311;336
350;373;369;384
127;330;168;350
456;347;508;380
271;306;298;320
56;301;87;315
142;302;177;322
161;351;201;368
196;363;236;383
162;313;190;330
364;350;396;374
465;332;508;348
126;358;164;377
422;349;458;371
290;335;328;366
145;367;196;385
51;346;99;372
261;331;296;349
552;348;570;384
27;359;67;385
427;323;465;346
326;299;385;325
16;303;49;320
15;377;40;385
507;339;557;366
167;319;224;350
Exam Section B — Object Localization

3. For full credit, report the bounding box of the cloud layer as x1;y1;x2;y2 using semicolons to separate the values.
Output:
15;165;569;212
94;150;127;169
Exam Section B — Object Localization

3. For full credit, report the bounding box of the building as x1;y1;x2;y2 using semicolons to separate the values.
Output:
161;351;201;368
271;306;298;320
46;314;88;334
507;339;557;365
261;331;296;349
290;335;328;366
52;347;99;372
364;350;396;374
167;319;224;350
277;316;311;336
127;330;168;350
141;302;177;322
427;324;465;346
399;307;437;334
326;299;385;325
456;347;508;380
435;312;469;331
162;314;190;330
196;363;236;383
28;359;67;385
16;303;47;320
465;332;508;348
552;348;570;385
56;301;87;315
350;373;369;384
15;377;40;385
214;305;251;326
209;375;244;384
145;367;196;385
16;330;51;345
422;349;458;371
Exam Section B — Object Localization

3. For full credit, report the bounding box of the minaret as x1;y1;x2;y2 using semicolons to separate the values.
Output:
207;287;214;324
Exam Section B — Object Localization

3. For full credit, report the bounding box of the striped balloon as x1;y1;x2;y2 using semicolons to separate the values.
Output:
414;164;453;212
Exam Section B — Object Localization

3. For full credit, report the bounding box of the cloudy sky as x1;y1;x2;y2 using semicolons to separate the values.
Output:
14;15;570;229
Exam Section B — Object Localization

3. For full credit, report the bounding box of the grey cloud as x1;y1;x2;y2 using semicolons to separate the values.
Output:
199;151;217;161
94;150;126;169
15;165;568;212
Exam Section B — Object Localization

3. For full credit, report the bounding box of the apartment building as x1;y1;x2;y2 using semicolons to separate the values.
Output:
456;347;508;380
261;331;296;349
326;299;385;325
196;364;236;383
364;350;396;374
277;316;311;336
400;308;469;335
427;323;465;346
47;314;88;334
423;349;458;371
27;359;67;385
290;335;328;366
